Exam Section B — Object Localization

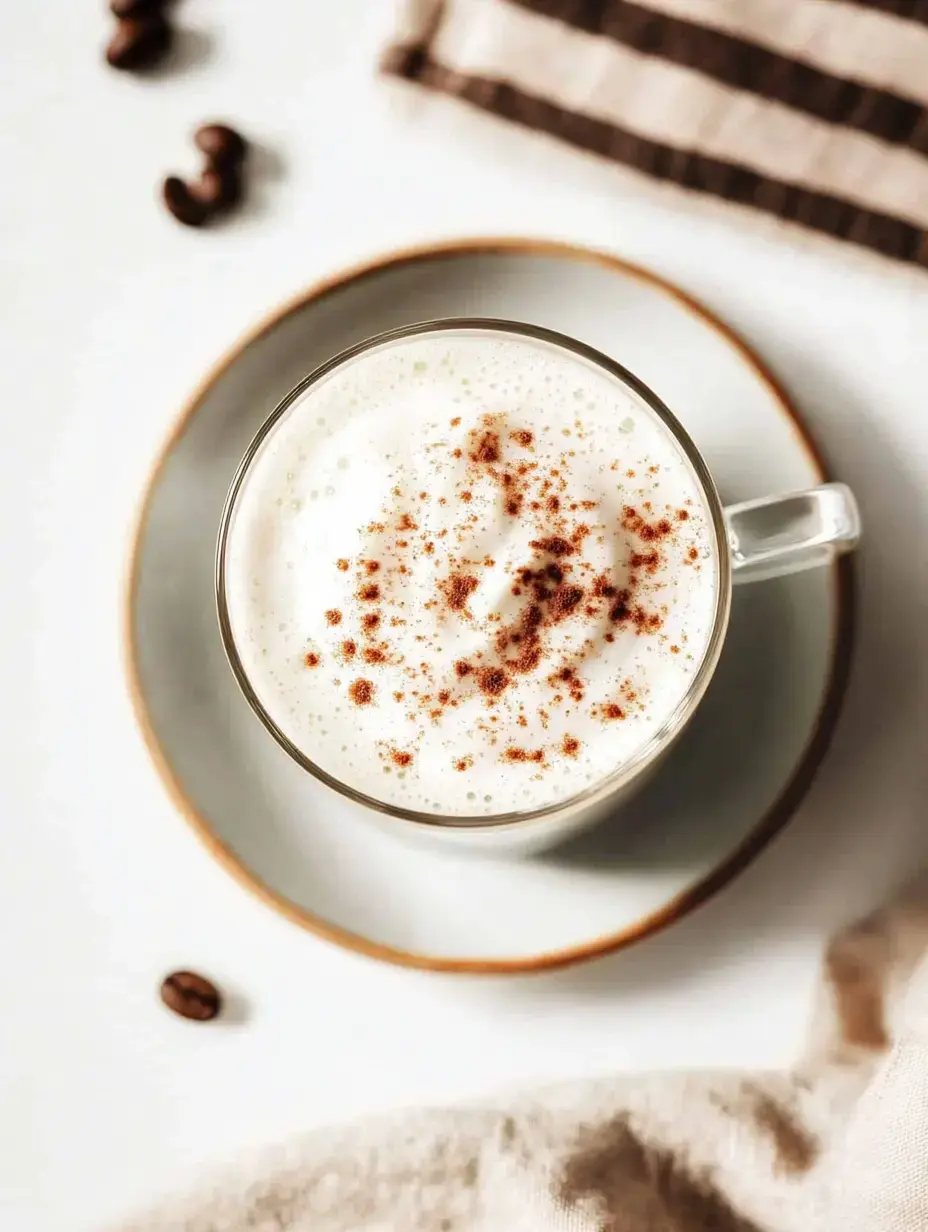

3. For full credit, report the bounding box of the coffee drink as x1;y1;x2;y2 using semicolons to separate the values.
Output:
162;123;248;228
160;971;222;1021
223;330;719;817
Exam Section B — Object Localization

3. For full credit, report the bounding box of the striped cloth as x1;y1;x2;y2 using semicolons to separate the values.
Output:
382;0;928;269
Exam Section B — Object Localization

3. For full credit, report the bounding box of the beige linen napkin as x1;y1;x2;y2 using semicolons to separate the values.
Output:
123;878;928;1231
382;0;928;269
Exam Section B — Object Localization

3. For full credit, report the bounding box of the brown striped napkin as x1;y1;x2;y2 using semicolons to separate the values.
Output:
382;0;928;269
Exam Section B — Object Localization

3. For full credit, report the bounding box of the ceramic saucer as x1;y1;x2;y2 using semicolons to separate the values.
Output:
125;239;853;973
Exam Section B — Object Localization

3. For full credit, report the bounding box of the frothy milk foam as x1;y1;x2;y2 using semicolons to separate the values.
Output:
225;331;719;816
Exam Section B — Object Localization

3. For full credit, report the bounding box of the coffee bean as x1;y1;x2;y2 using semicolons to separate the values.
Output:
194;124;249;170
192;166;242;211
109;0;166;17
190;168;227;210
106;14;172;71
162;125;249;226
162;176;210;227
160;971;222;1021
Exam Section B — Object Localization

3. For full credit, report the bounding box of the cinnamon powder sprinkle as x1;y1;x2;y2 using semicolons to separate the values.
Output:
503;746;545;763
469;429;501;464
630;550;660;574
549;665;584;702
442;573;478;613
622;506;674;542
636;608;663;632
317;406;687;759
508;639;542;674
549;584;585;622
530;535;574;557
476;666;509;698
348;679;374;706
608;590;632;623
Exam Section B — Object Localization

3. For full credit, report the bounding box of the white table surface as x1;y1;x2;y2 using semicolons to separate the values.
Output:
2;4;927;1228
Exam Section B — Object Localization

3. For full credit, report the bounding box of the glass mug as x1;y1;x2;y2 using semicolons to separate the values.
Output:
216;321;860;854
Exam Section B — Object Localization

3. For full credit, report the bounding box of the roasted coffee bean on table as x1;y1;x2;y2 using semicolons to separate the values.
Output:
162;123;249;227
109;0;167;17
160;970;222;1021
194;124;249;169
105;12;172;71
161;176;211;228
190;168;229;211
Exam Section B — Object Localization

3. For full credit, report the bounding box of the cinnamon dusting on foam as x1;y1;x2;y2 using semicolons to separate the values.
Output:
305;404;696;765
224;332;716;816
348;679;374;706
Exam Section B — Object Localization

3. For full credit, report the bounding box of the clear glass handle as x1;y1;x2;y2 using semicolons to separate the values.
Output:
724;482;861;584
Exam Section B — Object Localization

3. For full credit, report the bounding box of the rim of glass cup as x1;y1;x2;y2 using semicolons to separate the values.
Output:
215;319;732;832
